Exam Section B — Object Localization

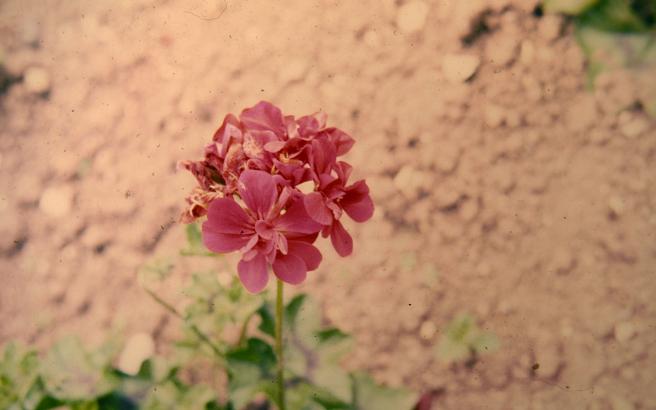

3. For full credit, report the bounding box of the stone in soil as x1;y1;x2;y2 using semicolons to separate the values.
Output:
396;1;430;34
614;322;636;344
485;33;519;67
39;185;75;218
117;332;155;375
442;53;480;83
618;112;650;139
23;66;51;94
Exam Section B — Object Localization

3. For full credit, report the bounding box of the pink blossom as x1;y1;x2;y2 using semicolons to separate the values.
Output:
304;158;374;256
180;101;374;292
202;170;322;293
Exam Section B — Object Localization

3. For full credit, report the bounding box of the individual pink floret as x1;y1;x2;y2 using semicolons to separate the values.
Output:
202;170;322;293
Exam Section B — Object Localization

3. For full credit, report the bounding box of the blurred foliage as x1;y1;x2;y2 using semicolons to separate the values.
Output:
436;314;499;365
0;225;417;409
180;223;216;257
544;0;656;114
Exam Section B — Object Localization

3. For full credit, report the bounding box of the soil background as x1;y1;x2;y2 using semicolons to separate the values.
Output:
1;0;655;409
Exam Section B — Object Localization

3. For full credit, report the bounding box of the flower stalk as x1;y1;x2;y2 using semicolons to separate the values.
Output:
275;279;286;410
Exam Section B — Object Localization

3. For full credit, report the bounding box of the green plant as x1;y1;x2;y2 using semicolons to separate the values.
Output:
436;313;499;365
0;224;418;409
544;0;656;114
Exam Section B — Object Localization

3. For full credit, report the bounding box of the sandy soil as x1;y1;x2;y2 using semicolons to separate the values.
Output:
1;0;655;409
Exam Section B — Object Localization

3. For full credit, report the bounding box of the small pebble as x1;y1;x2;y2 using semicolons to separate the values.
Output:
610;396;635;410
396;1;429;34
441;53;480;83
459;199;479;223
432;183;461;209
608;196;625;217
433;144;460;173
278;58;307;83
614;322;636;344
533;341;561;378
552;248;576;275
24;66;51;94
538;15;562;42
117;333;155;375
419;321;437;340
39;185;74;218
393;165;428;200
618;112;649;139
566;96;598;132
485;34;518;67
519;40;535;66
484;104;505;128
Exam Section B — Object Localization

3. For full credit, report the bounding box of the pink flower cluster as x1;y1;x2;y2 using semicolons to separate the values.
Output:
179;101;373;293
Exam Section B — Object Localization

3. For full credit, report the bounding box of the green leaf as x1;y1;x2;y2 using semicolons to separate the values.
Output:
226;338;276;370
286;382;352;410
315;328;349;344
33;394;65;410
285;294;309;327
257;303;275;337
436;313;499;363
576;24;656;69
179;272;261;359
284;295;352;403
444;314;475;343
0;342;42;409
471;333;500;355
40;337;120;402
436;338;471;363
181;223;215;256
96;391;139;410
141;380;217;410
186;223;203;249
225;338;276;409
138;257;174;284
577;0;649;32
350;372;417;410
543;0;600;15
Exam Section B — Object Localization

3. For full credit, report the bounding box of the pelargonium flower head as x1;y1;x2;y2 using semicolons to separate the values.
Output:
202;170;322;293
180;101;374;292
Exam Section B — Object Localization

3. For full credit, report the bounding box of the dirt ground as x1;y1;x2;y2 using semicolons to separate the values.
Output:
1;0;655;409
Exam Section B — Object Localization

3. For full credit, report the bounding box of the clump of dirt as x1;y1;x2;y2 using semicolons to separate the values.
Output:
1;0;655;409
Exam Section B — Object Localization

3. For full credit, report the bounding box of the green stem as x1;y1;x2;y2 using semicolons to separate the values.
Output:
238;311;255;346
144;287;225;363
275;279;286;410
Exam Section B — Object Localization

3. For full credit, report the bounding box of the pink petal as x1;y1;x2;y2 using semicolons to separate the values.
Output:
310;138;337;175
272;253;307;285
212;114;241;143
255;220;274;240
287;240;322;271
238;170;277;218
240;101;285;136
202;228;250;253
303;192;333;226
275;231;288;255
297;111;326;137
240;234;259;254
336;161;353;184
238;253;269;293
205;198;253;235
330;220;353;257
276;196;323;234
341;181;374;223
342;194;374;222
324;128;354;156
264;140;286;153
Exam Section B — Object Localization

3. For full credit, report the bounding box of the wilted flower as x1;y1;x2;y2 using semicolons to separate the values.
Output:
180;101;373;292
